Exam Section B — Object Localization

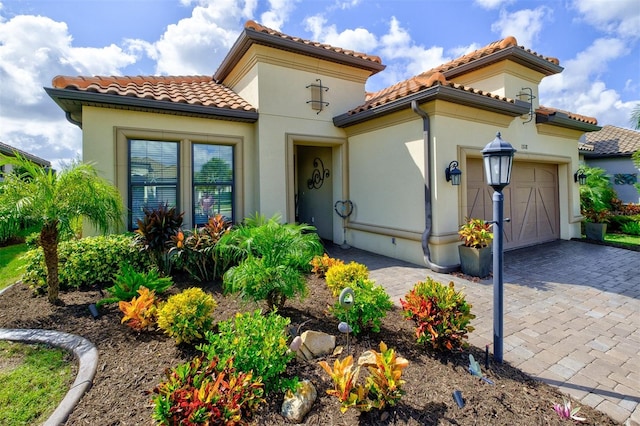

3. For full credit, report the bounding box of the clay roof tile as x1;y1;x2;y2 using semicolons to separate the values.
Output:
50;75;256;112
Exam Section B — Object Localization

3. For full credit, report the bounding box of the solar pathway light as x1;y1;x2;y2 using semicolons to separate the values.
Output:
481;131;516;364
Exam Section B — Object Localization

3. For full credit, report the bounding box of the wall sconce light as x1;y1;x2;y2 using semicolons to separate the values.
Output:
574;168;587;185
445;160;462;186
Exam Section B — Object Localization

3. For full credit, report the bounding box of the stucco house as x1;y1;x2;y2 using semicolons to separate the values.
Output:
45;20;600;269
0;141;51;181
579;125;640;204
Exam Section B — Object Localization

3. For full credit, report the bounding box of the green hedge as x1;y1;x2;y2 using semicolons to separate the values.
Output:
23;234;151;291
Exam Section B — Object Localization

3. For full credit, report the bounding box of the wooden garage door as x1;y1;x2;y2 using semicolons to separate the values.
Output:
466;159;559;250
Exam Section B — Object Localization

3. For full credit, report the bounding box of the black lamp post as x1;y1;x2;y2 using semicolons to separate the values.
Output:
481;132;516;364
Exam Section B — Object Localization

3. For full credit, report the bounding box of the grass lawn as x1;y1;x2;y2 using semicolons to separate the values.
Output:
605;232;640;247
0;243;29;291
0;341;73;425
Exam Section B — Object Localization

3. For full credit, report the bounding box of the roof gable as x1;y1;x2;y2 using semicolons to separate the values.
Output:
214;20;385;83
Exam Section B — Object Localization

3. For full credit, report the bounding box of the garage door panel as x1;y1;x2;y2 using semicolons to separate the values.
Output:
467;159;559;250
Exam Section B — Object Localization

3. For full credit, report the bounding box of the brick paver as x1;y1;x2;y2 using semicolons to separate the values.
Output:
327;240;640;424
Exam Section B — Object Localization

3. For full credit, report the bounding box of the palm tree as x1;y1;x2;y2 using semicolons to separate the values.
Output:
631;103;640;130
0;153;123;304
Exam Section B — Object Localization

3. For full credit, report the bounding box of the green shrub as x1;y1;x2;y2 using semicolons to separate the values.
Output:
151;355;264;425
621;221;640;236
169;214;231;282
157;288;217;345
96;264;173;308
0;213;20;245
220;216;323;311
400;278;475;351
609;214;635;232
134;202;183;275
319;341;408;413
330;278;393;335
199;310;295;394
22;234;151;292
325;261;369;296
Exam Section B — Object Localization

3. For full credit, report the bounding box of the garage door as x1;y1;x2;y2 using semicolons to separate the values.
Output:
466;159;559;250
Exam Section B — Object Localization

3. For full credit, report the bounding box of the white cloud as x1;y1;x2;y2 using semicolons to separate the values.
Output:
304;14;377;53
136;0;254;75
474;0;513;9
572;0;640;39
491;6;551;48
0;13;137;165
130;0;298;75
260;0;299;30
540;38;637;127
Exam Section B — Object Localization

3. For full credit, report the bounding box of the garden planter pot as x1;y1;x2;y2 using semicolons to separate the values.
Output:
585;222;607;241
458;245;492;278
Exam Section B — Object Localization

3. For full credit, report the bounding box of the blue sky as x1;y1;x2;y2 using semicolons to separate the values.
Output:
1;0;638;169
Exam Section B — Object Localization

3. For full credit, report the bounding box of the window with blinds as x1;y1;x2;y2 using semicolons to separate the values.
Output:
193;143;234;225
129;139;179;228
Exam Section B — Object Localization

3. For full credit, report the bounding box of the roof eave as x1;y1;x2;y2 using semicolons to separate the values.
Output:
0;144;51;167
214;28;386;82
333;85;530;128
536;112;601;132
580;150;633;158
45;87;259;126
443;46;563;79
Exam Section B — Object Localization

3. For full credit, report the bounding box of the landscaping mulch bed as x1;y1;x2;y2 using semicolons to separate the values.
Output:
0;275;619;426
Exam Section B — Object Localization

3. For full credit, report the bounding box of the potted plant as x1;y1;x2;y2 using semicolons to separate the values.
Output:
458;218;493;278
582;207;611;241
579;166;616;241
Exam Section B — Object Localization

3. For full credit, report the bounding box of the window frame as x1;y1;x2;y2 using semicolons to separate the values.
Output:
116;128;243;231
127;139;181;230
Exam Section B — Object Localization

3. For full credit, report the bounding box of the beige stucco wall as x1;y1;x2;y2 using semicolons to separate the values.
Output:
341;95;585;266
222;45;369;223
81;107;256;233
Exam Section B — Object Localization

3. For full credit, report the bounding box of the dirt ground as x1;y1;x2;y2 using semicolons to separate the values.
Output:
0;273;619;425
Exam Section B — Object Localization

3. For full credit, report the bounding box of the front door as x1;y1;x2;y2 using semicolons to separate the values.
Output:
297;146;333;240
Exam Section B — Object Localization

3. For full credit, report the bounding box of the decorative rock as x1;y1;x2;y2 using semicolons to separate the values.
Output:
289;335;302;351
281;380;317;423
338;321;352;334
296;330;335;360
357;350;377;367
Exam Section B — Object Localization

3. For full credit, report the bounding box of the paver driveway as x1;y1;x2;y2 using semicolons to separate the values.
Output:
326;240;640;424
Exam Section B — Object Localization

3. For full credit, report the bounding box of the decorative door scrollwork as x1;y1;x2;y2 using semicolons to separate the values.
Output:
307;157;330;189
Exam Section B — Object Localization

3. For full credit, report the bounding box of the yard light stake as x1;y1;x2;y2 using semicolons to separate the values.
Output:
334;200;354;249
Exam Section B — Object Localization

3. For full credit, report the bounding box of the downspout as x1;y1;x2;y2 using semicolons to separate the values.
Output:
411;100;460;273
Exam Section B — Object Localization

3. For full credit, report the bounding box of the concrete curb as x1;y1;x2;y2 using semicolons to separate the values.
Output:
0;328;98;426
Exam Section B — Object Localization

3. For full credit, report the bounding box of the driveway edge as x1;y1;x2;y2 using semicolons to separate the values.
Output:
0;328;98;426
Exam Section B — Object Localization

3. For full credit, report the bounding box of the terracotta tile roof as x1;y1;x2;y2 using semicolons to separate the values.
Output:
51;75;256;112
244;20;383;65
430;36;559;75
345;36;561;117
580;125;640;155
348;72;518;115
536;105;598;125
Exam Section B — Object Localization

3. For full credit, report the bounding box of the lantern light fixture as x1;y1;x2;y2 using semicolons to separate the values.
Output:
445;160;462;186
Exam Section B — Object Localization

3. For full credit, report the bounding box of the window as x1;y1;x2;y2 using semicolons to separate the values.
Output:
124;134;237;230
193;144;234;225
129;140;179;229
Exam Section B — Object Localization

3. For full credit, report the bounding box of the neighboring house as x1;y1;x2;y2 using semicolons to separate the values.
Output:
579;125;640;204
45;21;600;268
0;141;51;181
